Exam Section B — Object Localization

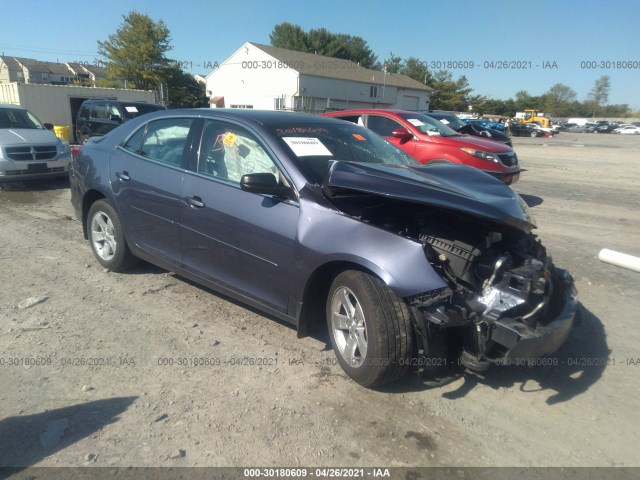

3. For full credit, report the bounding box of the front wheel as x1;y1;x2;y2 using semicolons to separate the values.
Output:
530;131;538;138
326;270;414;387
87;199;137;272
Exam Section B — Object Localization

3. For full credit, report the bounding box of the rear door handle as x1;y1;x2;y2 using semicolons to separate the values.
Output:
186;196;205;208
116;171;130;181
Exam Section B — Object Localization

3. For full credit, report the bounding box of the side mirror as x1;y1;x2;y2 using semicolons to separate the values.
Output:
43;123;54;130
240;172;291;198
391;128;413;141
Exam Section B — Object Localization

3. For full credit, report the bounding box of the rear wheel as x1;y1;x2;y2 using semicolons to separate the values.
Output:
530;131;538;138
326;270;414;387
87;199;137;272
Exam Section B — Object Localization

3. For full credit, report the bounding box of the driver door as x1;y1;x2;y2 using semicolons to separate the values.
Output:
366;115;416;157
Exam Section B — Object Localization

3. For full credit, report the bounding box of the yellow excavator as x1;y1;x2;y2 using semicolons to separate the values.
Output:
518;109;550;128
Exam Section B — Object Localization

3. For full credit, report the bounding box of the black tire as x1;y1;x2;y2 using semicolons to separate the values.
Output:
530;131;537;138
326;270;414;387
87;199;137;272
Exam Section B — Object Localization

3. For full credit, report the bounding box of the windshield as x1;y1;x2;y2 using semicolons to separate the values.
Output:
121;104;165;119
273;123;419;184
430;114;467;130
0;108;46;130
397;113;460;137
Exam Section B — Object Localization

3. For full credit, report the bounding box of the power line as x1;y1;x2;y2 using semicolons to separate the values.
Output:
0;43;97;57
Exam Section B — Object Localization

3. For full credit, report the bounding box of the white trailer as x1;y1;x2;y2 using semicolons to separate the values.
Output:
567;117;589;126
0;82;156;142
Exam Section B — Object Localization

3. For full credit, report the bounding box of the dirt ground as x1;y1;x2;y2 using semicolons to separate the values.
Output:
0;132;639;474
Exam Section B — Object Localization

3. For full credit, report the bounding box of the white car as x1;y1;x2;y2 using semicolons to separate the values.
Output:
613;125;640;135
0;104;71;181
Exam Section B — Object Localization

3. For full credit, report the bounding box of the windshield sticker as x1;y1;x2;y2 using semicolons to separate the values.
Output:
438;119;450;125
406;118;424;126
282;137;332;157
352;133;366;141
223;132;237;147
124;106;138;113
276;127;329;136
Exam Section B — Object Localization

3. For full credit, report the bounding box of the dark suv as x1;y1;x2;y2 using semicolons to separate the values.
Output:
75;99;165;144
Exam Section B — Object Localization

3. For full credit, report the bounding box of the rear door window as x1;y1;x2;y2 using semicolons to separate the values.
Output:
126;118;194;167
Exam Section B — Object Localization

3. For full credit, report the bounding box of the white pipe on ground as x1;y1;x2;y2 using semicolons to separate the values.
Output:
598;249;640;273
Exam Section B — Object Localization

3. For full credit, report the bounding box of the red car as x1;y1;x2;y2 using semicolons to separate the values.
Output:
322;109;521;184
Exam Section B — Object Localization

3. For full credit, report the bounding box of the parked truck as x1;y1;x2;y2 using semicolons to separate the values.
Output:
0;82;157;143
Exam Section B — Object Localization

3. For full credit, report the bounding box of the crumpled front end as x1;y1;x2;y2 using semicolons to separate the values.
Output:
322;160;577;372
408;213;577;371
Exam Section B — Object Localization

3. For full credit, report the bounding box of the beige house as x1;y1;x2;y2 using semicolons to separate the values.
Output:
0;56;106;86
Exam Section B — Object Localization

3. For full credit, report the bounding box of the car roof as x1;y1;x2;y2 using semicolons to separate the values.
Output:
0;104;27;110
325;109;420;116
81;99;161;106
425;111;456;119
145;108;346;127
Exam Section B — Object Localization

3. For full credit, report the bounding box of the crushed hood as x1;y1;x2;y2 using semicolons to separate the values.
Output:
323;161;535;232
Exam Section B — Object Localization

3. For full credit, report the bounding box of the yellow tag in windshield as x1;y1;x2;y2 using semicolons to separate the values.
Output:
352;133;366;141
223;132;237;147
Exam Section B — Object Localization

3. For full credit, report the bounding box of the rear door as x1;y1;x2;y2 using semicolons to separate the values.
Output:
110;117;195;266
179;118;299;312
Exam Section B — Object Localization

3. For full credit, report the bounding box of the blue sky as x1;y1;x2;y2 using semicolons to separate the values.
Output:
1;0;638;110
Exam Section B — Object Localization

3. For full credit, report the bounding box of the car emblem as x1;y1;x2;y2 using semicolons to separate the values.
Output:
30;146;37;161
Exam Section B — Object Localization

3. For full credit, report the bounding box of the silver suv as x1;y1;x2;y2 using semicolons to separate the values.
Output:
0;104;71;181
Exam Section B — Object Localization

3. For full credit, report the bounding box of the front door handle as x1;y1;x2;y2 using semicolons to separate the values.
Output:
116;171;130;181
186;196;205;208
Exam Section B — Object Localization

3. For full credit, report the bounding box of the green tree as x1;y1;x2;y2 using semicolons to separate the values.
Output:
97;11;172;90
541;83;577;116
160;64;208;108
588;75;611;117
600;103;630;117
382;52;403;74
269;22;309;52
269;23;377;68
482;98;516;117
428;71;474;111
404;57;431;84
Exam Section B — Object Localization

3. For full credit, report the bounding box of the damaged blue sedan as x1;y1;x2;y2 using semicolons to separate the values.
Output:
70;109;577;387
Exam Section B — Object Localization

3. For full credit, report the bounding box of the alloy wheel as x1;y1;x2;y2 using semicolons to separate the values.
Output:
330;286;368;367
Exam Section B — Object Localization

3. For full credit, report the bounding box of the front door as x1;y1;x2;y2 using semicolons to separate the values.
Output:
179;119;299;312
366;114;417;157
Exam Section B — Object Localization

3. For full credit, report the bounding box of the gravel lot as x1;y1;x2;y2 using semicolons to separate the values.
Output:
0;132;639;475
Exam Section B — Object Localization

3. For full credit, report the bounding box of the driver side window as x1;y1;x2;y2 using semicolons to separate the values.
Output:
367;115;403;137
197;120;279;184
